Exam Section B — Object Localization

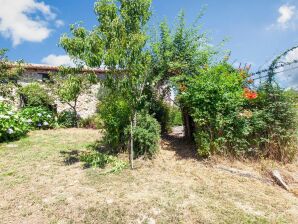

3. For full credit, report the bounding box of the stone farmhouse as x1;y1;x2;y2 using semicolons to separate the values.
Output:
8;64;106;118
2;63;174;119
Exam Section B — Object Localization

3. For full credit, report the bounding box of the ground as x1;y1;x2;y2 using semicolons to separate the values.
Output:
0;128;297;224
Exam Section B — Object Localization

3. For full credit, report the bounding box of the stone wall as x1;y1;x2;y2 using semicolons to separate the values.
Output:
56;84;101;118
1;71;101;119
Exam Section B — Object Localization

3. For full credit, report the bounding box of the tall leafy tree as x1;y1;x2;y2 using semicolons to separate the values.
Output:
60;0;153;168
152;11;215;139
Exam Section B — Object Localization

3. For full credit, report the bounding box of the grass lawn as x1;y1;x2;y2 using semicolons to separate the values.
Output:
0;128;297;224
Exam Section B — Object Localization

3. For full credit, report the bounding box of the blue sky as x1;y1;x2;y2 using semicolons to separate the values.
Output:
0;0;298;87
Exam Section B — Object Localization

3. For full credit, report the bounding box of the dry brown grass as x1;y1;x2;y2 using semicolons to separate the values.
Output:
0;128;297;223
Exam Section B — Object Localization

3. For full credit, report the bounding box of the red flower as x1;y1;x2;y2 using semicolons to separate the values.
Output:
244;88;258;100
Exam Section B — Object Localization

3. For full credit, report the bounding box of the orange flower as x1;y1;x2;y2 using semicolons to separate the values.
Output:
244;88;258;100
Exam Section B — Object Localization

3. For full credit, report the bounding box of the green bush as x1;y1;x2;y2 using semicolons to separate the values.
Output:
246;85;297;162
19;107;55;129
79;114;102;129
18;83;54;109
98;94;131;152
179;63;245;157
149;99;171;133
57;110;77;128
0;103;29;142
179;63;297;161
169;106;183;127
99;93;161;158
126;113;161;158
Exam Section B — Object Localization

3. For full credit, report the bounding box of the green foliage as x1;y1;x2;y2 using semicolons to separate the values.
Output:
0;103;29;142
152;11;214;91
126;113;161;158
179;63;297;161
60;0;155;167
246;85;297;162
80;150;127;174
19;107;55;130
79;114;102;129
169;106;183;127
50;68;97;127
57;110;77;128
0;49;24;101
98;94;131;152
18;83;54;109
98;93;160;158
284;89;298;109
179;63;245;157
149;98;171;133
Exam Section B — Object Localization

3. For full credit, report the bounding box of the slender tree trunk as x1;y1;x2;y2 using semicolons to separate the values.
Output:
73;99;78;128
182;106;195;142
129;111;137;169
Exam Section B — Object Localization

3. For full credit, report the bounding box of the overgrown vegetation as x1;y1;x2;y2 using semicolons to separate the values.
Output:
80;150;127;174
0;102;29;142
98;93;131;153
0;1;296;165
19;106;55;130
79;114;102;129
0;49;23;102
57;110;77;128
49;67;97;127
60;0;156;168
18;83;54;110
178;63;297;161
125;113;161;158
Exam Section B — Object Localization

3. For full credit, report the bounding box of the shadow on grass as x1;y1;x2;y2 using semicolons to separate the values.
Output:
60;141;117;168
60;149;80;165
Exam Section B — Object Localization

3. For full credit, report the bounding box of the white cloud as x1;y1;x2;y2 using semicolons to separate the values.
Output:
41;54;75;67
55;20;64;28
278;4;295;24
267;4;298;30
0;0;63;46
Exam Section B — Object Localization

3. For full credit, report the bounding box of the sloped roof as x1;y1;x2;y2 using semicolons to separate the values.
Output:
9;63;107;75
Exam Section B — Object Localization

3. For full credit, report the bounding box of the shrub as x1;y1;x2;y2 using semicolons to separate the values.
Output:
99;94;161;158
19;107;55;129
0;103;29;142
149;99;171;133
179;63;245;157
169;106;183;127
179;63;297;161
245;85;297;162
126;113;161;158
57;110;77;128
98;95;131;152
79;114;102;129
18;83;54;110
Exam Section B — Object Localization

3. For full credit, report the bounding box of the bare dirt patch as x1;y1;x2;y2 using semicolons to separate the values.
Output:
0;128;297;223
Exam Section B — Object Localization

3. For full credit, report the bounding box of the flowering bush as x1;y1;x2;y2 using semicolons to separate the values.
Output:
244;87;258;100
0;103;29;142
178;63;297;161
19;107;55;130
